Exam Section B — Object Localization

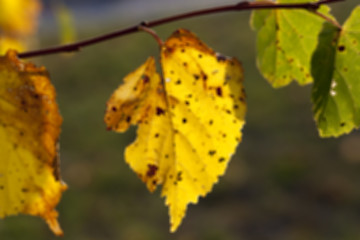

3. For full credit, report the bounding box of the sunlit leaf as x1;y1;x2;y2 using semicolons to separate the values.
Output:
105;29;246;232
0;0;41;53
0;0;41;35
0;50;66;236
251;0;333;87
312;6;360;137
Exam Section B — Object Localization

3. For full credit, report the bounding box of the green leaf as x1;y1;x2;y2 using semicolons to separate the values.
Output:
251;0;332;88
312;6;360;137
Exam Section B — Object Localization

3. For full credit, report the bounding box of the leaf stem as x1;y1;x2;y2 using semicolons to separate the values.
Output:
18;0;344;58
138;24;164;47
311;10;342;29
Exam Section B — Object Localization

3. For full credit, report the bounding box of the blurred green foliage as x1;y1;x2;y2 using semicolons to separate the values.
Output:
1;2;360;240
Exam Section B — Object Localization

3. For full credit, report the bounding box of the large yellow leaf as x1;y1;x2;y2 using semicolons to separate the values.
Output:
0;50;66;236
105;29;246;232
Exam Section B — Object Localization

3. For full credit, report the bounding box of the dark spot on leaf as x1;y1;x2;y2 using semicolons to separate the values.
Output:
219;157;225;163
21;188;29;193
126;116;131;123
209;120;213;125
156;107;165;115
183;62;188;67
343;67;348;72
185;100;190;106
187;94;192;98
234;104;239;109
340;122;346;127
226;109;232;114
181;49;185;53
154;133;159;138
239;97;245;102
216;54;226;62
133;86;137;91
182;118;187;124
203;74;208;80
0;186;4;190
19;131;24;136
198;54;202;58
175;79;181;85
152;180;157;185
216;87;223;97
193;74;200;80
222;134;227;138
146;164;158;177
142;74;150;83
338;45;345;52
177;171;183;181
208;150;216;156
165;154;169;159
111;106;117;112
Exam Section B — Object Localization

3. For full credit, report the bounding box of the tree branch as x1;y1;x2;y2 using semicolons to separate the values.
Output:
18;0;344;59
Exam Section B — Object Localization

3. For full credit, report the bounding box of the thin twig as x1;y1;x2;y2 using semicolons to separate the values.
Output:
18;0;344;58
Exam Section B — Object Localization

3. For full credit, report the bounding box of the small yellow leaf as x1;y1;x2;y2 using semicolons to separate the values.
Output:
0;0;41;53
0;50;66;236
105;29;246;232
0;0;41;35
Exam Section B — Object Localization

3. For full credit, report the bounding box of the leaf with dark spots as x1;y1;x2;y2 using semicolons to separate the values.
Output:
0;50;66;236
106;29;246;233
251;0;333;87
312;7;360;137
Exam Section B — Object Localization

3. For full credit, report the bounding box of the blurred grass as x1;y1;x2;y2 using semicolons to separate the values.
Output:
2;1;360;240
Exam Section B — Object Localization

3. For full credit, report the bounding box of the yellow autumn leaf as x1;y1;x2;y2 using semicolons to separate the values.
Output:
0;0;41;53
105;29;246;232
0;50;66;236
0;0;41;35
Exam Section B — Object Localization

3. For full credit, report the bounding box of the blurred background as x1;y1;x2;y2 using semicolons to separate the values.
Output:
1;0;360;239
